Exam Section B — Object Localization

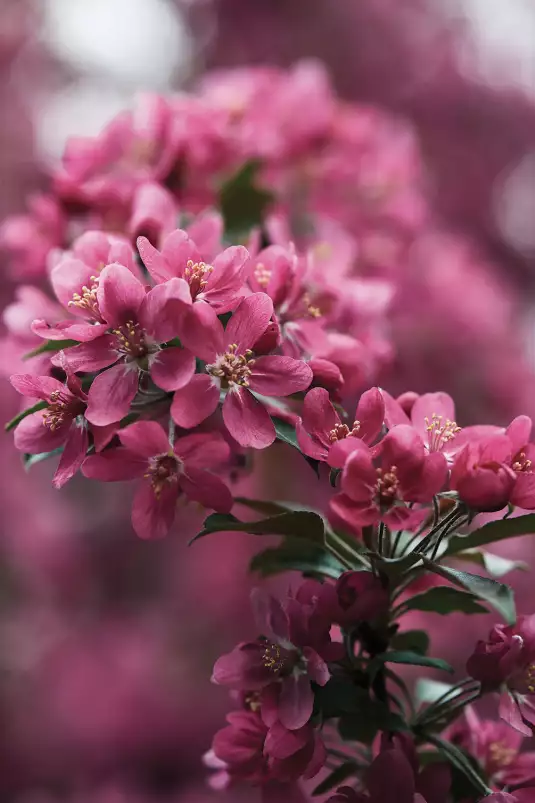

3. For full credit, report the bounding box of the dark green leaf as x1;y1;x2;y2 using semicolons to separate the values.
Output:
235;498;295;516
329;468;341;488
338;702;407;744
400;586;488;616
315;678;371;718
23;446;64;470
5;401;48;432
251;538;344;580
423;559;516;624
219;160;274;237
191;510;326;545
445;514;535;557
370;651;453;678
454;548;528;578
23;339;78;360
427;735;490;797
391;630;430;656
313;762;359;796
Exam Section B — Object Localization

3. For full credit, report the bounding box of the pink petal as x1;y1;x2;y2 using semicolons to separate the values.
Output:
186;211;223;260
131;481;178;539
85;363;139;426
161;228;200;277
139;278;192;343
128;181;176;243
170;374;219;429
381;389;411;428
500;692;532;737
97;263;145;327
368;750;415;803
10;373;64;400
137;235;171;283
328;437;370;469
224;292;274;352
178;303;225;362
295;418;329;461
91;423;117;452
205;245;249;297
507;415;533;452
264;720;309;759
14;411;68;454
180;467;233;512
50;258;97;314
250;356;313;396
278;674;314;730
53;422;89;488
82;448;146;481
32;319;109;342
405;452;448;502
511;473;535;509
118;421;169;457
301;387;339;443
302;647;330;686
222;388;275;449
354;387;385;444
173;432;230;468
150;347;196;392
329;493;377;531
250;588;290;642
341;446;376;501
411;392;456;442
53;337;118;373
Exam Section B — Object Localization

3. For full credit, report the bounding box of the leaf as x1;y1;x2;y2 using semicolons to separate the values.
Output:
272;416;321;476
23;446;64;470
423;559;516;624
219;160;274;237
5;401;48;432
415;678;454;706
391;630;430;656
315;679;371;718
427;735;490;797
251;538;345;580
400;586;488;616
370;651;454;678
338;703;407;744
313;762;359;796
454;548;528;578
23;339;78;360
235;497;295;516
445;514;535;557
329;468;341;488
191;510;326;545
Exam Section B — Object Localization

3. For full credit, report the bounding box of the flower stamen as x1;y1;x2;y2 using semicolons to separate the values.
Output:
207;344;255;389
425;413;461;452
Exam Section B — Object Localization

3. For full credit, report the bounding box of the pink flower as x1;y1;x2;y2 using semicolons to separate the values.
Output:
297;572;389;629
449;707;535;789
208;708;325;789
128;181;177;244
57;263;195;426
484;791;535;802
212;588;340;730
330;425;447;532
382;390;463;462
506;416;535;510
451;434;516;512
467;616;535;736
82;421;232;539
172;293;312;448
296;386;385;466
137;223;248;312
10;373;90;488
0;193;65;277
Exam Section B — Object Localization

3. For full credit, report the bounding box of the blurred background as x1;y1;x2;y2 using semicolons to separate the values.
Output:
0;0;535;800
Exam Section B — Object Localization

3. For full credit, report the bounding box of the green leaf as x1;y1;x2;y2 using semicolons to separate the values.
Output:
415;678;454;706
5;401;48;432
423;559;516;624
391;630;430;656
454;548;528;578
338;702;407;744
235;497;294;516
251;538;345;580
272;416;321;476
23;339;78;360
219;160;274;237
427;735;490;797
400;586;488;616
370;651;453;677
445;514;535;556
192;510;326;545
315;679;371;718
329;468;341;488
23;446;64;470
313;762;359;796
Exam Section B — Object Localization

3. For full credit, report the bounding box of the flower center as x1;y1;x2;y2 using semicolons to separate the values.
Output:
302;292;322;319
42;390;84;431
488;741;517;770
425;413;461;452
113;320;148;359
68;277;100;319
207;345;255;388
244;692;262;713
512;450;532;473
254;262;271;288
374;465;400;509
262;642;287;674
145;453;179;498
185;259;213;299
329;421;361;443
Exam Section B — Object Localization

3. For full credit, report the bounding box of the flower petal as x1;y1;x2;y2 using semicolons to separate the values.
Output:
118;421;169;457
180;467;233;513
171;374;220;429
250;356;313;397
173;432;230;468
53;422;89;488
178;303;225;362
367;749;415;803
139;278;192;342
278;674;314;730
355;387;385;445
97;263;145;326
53;337;118;373
224;293;274;352
150;347;196;392
222;388;275;449
131;481;178;539
14;411;68;454
50;258;97;315
10;373;64;401
85;363;139;426
82;448;146;481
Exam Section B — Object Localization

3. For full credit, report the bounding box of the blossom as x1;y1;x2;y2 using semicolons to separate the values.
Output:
57;263;195;426
172;293;312;448
506;415;535;510
137;222;249;312
467;616;535;736
483;791;535;802
212;587;340;730
296;386;385;466
451;434;516;512
0;193;65;277
330;425;447;532
10;373;91;488
82;421;232;539
382;390;463;462
297;572;389;629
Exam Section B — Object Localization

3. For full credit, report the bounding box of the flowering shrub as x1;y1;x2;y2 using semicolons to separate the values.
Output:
4;61;535;802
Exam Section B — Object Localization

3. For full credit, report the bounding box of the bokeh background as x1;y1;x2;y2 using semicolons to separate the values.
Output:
0;0;535;800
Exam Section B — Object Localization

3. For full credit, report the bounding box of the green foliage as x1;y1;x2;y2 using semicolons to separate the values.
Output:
272;416;321;476
312;762;360;796
23;447;64;470
369;651;453;678
445;514;535;556
454;548;528;578
219;160;274;238
23;339;78;360
399;586;488;616
391;629;430;655
250;537;345;579
427;735;490;797
192;510;326;544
